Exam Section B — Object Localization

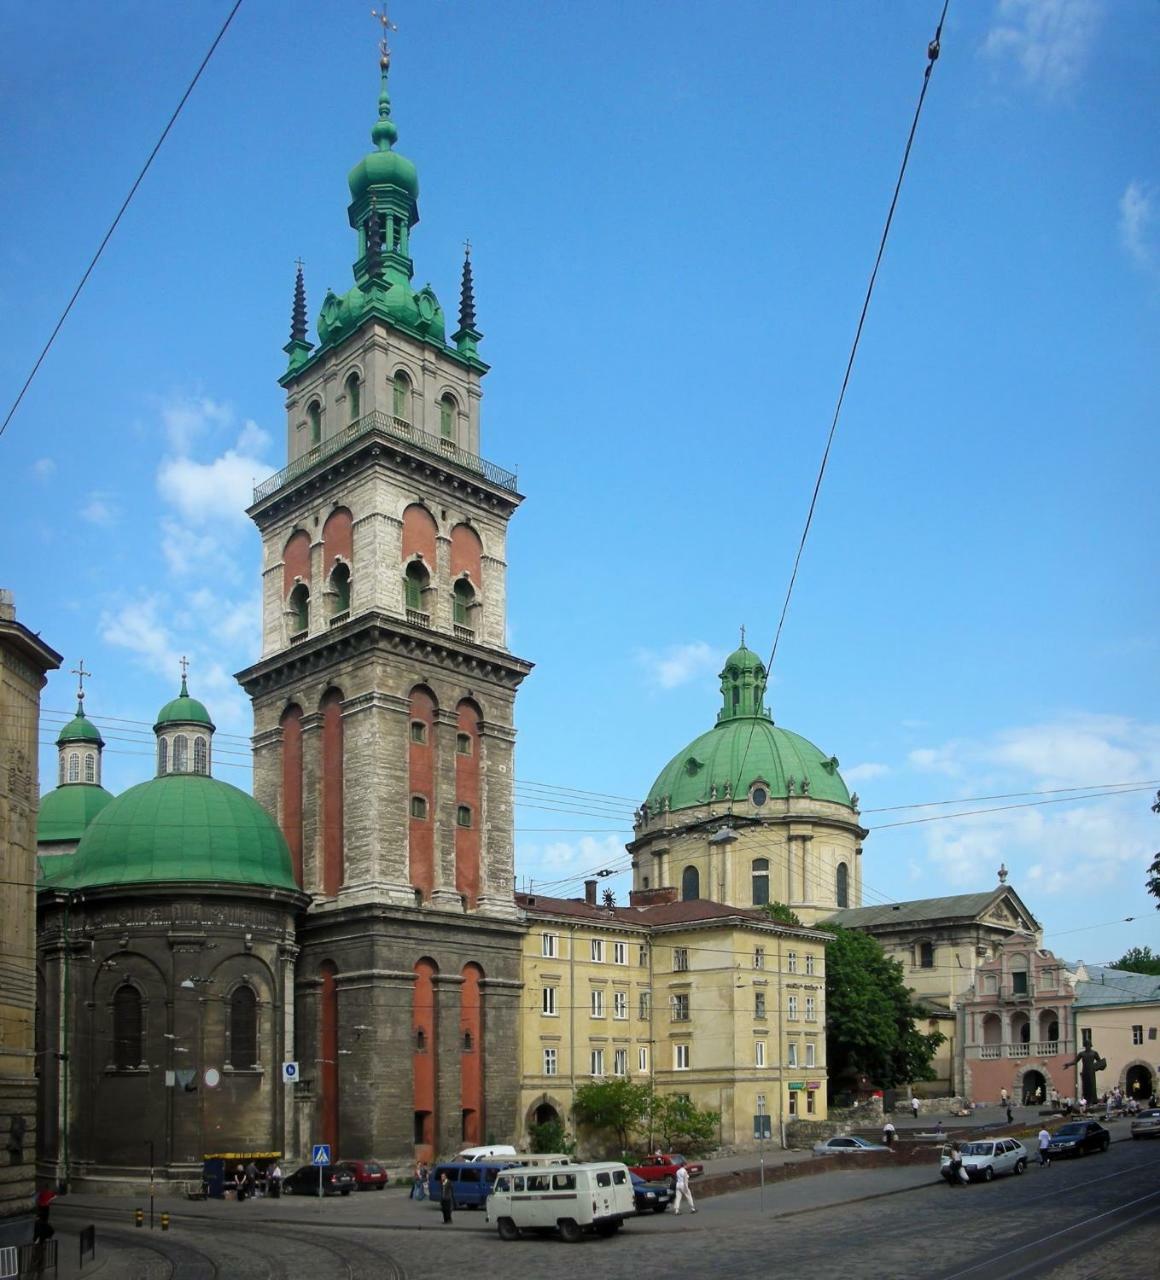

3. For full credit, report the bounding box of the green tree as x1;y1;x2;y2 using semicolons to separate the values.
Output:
1148;790;1160;909
529;1117;573;1154
1109;945;1160;976
572;1079;651;1153
649;1093;720;1155
820;925;944;1092
759;901;803;927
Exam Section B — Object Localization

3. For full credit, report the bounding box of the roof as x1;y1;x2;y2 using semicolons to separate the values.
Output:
48;774;298;892
155;675;214;730
37;783;115;844
825;887;1040;931
55;708;104;747
1074;964;1160;1008
515;892;827;937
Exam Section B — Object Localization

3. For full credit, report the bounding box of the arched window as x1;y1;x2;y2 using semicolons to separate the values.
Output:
404;561;429;617
836;861;849;909
112;986;142;1070
329;562;351;616
173;735;188;773
289;582;310;634
68;752;79;783
345;372;361;422
307;400;322;447
58;755;65;786
84;752;95;783
751;858;770;907
193;736;208;775
453;579;475;629
228;986;258;1069
439;394;456;440
392;371;412;422
681;865;700;901
158;738;168;776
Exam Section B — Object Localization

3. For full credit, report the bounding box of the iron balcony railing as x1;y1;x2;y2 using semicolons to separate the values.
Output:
253;410;518;504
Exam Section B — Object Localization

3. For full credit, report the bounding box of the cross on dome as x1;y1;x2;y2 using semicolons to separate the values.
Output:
71;658;91;708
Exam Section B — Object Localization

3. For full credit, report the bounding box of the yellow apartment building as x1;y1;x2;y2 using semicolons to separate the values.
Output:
516;883;830;1151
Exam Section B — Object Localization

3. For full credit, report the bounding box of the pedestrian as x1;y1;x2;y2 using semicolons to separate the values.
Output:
882;1120;896;1147
1105;1092;1113;1120
1037;1126;1051;1167
439;1172;453;1224
269;1162;282;1199
410;1162;427;1200
1000;1087;1008;1110
672;1164;696;1215
1006;1102;1013;1124
246;1160;261;1197
910;1096;920;1120
235;1163;247;1202
32;1190;55;1278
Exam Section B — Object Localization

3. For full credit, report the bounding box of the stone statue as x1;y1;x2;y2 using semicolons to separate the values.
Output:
1063;1045;1107;1105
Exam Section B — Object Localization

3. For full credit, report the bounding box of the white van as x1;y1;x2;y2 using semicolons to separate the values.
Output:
486;1161;635;1242
455;1144;518;1163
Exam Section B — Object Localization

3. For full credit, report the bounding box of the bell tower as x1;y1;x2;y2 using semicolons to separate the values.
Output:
236;28;531;1162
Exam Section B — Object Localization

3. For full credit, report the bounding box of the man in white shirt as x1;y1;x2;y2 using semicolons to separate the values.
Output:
673;1164;696;1215
1037;1127;1051;1167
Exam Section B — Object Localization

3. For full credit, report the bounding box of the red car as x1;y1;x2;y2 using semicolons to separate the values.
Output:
338;1159;389;1190
628;1153;704;1183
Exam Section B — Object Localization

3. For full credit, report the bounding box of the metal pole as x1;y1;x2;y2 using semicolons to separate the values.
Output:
149;1140;155;1228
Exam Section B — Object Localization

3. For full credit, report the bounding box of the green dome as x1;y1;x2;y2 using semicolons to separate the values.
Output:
348;146;419;204
56;775;298;892
155;676;214;730
37;783;115;844
646;718;851;811
56;710;103;747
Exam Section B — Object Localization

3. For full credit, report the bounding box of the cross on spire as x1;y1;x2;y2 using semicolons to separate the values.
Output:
179;655;190;697
71;658;91;711
372;6;397;68
740;624;746;647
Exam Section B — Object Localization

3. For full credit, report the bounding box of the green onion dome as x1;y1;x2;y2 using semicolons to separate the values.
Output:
154;674;214;730
55;710;104;747
54;774;298;892
37;783;115;845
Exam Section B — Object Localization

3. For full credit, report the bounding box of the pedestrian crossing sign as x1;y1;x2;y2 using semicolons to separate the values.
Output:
312;1144;331;1166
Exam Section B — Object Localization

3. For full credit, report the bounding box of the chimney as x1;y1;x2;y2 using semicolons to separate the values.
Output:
584;879;597;906
629;886;679;908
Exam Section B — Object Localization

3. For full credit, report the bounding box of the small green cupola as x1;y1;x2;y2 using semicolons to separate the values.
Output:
154;664;215;778
717;637;770;723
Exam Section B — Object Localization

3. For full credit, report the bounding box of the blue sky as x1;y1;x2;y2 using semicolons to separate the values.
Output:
2;1;1157;967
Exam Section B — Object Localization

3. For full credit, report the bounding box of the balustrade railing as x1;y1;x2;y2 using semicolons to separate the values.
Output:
253;409;518;503
406;609;431;629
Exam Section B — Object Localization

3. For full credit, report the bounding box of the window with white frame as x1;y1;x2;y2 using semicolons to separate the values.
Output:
591;938;605;963
672;993;690;1022
674;947;689;972
590;1049;604;1076
542;932;558;959
542;986;557;1016
787;950;798;974
754;946;765;970
1133;1025;1144;1045
805;953;816;976
674;1043;690;1071
638;991;651;1019
590;988;605;1018
613;990;628;1019
613;1048;628;1076
787;1042;798;1067
788;995;798;1021
638;1046;649;1073
543;1047;557;1076
805;996;816;1022
613;941;627;965
755;1040;766;1068
805;1041;816;1067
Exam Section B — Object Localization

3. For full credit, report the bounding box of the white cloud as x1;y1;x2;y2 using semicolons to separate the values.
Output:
518;834;629;886
32;458;56;480
99;596;180;679
635;641;721;690
907;745;965;777
158;449;272;525
81;492;119;526
982;0;1099;94
1118;180;1157;274
845;762;891;784
159;396;231;454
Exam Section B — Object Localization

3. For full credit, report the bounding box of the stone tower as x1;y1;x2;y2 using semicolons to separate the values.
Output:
235;42;531;1163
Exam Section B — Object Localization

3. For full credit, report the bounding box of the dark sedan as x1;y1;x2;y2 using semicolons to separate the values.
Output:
630;1171;673;1214
282;1164;356;1195
1046;1121;1111;1158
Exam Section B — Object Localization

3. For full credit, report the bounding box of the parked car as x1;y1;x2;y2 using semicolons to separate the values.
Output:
282;1164;356;1196
456;1144;518;1162
339;1159;388;1190
1130;1109;1160;1139
812;1136;891;1156
1046;1121;1111;1158
628;1153;704;1183
939;1139;1027;1183
630;1171;673;1214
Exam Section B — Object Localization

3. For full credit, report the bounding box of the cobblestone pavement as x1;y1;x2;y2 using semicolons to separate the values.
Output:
52;1127;1158;1279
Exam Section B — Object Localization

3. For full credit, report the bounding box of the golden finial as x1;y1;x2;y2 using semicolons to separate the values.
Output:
372;7;397;69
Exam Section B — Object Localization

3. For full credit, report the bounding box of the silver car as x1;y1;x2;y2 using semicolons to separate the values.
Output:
1130;1108;1160;1139
941;1138;1028;1182
812;1135;891;1156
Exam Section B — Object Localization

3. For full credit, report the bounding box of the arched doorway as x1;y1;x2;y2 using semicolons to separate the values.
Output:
1021;1068;1046;1106
1126;1064;1154;1099
533;1102;559;1127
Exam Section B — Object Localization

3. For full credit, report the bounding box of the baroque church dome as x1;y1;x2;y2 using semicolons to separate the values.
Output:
644;643;853;812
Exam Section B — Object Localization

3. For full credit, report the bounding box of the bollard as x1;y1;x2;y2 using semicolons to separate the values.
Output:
134;1208;143;1228
160;1212;170;1232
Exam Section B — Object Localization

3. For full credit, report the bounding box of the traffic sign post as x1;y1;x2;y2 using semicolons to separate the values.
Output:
282;1062;299;1084
753;1112;772;1210
312;1144;330;1200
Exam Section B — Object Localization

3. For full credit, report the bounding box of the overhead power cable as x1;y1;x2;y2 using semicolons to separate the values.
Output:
0;0;246;441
